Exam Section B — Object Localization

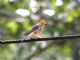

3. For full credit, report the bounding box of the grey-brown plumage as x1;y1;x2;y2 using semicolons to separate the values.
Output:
23;20;47;39
24;25;40;36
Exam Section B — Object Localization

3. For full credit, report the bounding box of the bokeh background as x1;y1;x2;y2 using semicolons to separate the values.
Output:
0;0;80;60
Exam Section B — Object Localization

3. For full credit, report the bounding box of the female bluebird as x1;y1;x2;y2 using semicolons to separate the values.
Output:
23;19;47;39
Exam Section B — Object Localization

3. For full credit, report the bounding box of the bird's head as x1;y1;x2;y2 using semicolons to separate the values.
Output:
39;18;47;25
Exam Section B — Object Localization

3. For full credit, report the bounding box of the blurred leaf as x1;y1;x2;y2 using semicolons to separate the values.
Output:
22;18;32;31
59;42;72;56
6;21;18;35
67;9;79;23
67;15;73;23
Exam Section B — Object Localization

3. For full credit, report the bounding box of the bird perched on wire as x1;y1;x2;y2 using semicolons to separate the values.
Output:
23;19;47;39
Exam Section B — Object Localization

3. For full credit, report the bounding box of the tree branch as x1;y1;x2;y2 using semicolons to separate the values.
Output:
0;34;80;44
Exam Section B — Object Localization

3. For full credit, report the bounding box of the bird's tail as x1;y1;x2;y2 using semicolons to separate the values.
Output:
22;30;33;40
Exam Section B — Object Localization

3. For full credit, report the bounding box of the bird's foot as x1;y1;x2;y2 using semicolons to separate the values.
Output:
31;36;39;39
31;35;42;39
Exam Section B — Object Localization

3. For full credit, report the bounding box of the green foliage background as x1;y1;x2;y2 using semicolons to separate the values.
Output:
0;0;80;60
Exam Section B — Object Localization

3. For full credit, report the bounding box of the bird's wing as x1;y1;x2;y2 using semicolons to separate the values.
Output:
24;25;39;36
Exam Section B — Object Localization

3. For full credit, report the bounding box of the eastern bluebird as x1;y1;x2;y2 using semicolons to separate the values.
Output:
23;20;47;39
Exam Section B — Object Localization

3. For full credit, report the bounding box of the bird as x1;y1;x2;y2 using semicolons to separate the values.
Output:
23;19;47;39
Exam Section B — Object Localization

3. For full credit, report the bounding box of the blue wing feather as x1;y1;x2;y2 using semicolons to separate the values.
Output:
24;25;39;36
